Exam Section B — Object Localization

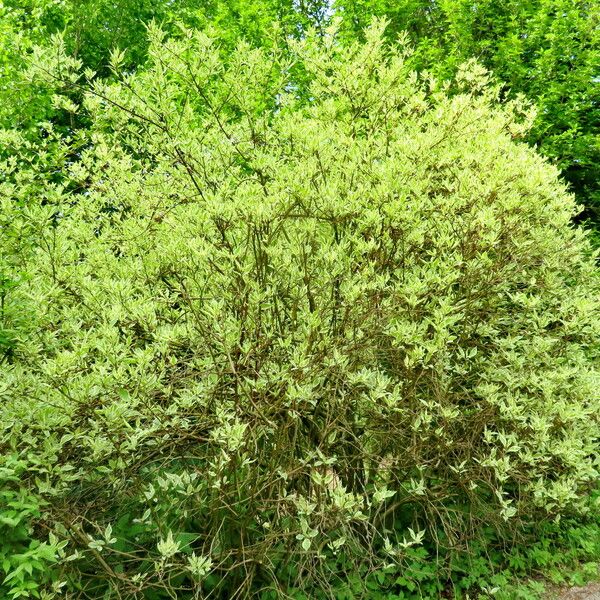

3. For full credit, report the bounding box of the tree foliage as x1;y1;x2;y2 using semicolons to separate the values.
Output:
1;0;322;76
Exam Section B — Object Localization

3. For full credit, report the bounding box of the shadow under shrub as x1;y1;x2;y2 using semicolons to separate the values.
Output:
2;20;599;599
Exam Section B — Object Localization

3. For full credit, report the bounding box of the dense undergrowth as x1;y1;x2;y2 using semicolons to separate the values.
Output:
1;19;599;600
2;468;600;599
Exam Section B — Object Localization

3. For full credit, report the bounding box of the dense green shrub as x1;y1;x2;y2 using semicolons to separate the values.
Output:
334;0;600;234
0;456;64;599
2;22;599;598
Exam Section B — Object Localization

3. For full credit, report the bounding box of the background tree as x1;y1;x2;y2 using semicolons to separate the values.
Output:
1;0;323;78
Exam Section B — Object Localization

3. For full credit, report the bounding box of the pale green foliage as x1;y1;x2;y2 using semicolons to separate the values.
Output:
333;0;600;231
2;21;599;598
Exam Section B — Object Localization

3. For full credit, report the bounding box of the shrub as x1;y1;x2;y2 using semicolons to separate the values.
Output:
334;0;600;236
2;21;599;598
0;456;64;599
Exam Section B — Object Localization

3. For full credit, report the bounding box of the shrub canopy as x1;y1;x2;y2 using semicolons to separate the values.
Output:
335;0;600;233
2;22;599;599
